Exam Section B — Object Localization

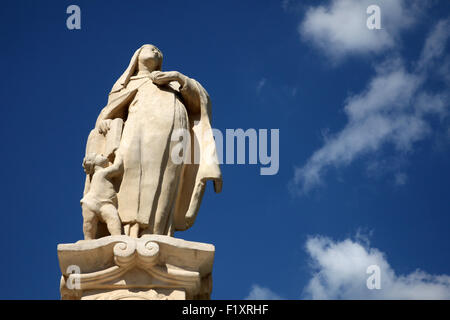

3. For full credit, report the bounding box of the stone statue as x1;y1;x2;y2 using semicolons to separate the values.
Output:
80;152;123;239
58;44;220;300
82;44;222;239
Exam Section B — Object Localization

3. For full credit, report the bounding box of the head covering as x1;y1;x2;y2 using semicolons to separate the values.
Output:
109;45;163;95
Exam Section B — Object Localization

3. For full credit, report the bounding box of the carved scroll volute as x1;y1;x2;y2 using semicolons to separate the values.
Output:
137;240;160;267
113;239;137;267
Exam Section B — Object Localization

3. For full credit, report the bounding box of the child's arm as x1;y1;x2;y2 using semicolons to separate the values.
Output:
103;153;124;178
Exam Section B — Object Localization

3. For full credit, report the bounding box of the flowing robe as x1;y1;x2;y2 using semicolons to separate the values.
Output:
84;75;222;236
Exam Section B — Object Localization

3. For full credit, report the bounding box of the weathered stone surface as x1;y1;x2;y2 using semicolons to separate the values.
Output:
58;235;214;300
81;44;222;239
58;45;220;300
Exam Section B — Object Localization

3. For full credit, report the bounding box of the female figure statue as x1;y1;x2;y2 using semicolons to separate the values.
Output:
83;44;222;238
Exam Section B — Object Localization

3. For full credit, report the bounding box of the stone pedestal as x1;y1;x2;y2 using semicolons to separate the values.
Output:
57;235;214;300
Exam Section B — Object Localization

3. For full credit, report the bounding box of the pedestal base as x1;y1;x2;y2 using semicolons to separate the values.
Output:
57;235;214;300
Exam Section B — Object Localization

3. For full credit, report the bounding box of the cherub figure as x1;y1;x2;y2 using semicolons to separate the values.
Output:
80;152;123;240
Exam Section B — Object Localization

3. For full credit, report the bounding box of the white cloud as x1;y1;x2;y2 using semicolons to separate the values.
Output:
291;20;450;194
303;236;450;299
245;235;450;299
415;92;448;119
418;19;450;71
292;62;428;193
245;284;283;300
299;0;419;61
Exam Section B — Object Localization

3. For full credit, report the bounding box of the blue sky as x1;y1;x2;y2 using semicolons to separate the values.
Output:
1;0;449;299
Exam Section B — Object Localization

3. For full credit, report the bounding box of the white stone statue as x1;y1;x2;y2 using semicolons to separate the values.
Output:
82;44;222;239
80;153;123;239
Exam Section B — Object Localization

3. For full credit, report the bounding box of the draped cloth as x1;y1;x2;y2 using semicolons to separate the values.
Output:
84;45;222;235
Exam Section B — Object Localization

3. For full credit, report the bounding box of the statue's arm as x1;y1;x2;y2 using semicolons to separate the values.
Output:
152;71;201;114
178;75;201;114
103;154;124;178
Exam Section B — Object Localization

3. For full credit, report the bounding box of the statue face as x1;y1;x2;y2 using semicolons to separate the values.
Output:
138;44;163;70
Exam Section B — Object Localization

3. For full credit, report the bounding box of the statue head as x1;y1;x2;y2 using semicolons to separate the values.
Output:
83;153;109;174
137;44;163;72
110;44;163;94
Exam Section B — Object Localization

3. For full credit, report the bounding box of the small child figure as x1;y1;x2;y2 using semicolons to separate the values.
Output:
80;152;123;240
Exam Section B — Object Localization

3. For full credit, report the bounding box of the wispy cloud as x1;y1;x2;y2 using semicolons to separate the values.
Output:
394;172;407;186
281;0;291;12
256;78;267;94
245;284;283;300
299;0;420;62
291;19;450;194
418;19;450;71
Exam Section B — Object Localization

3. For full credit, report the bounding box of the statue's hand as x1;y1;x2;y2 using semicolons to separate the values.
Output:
97;119;112;135
82;156;93;175
151;71;185;86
